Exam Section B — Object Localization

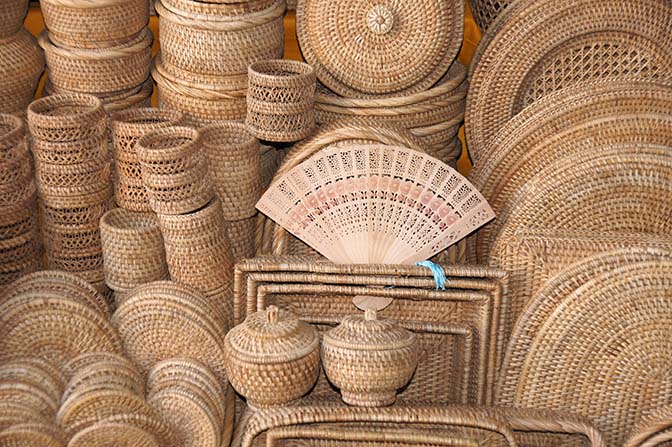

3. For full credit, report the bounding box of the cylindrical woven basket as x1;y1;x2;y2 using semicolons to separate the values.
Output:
0;29;46;116
157;197;234;293
200;122;260;220
31;132;109;166
44;77;155;113
38;28;153;95
152;56;247;126
0;0;29;39
156;0;284;76
42;220;102;255
111;107;185;212
40;0;149;49
27;94;107;143
246;59;316;142
135;125;214;215
34;156;110;198
100;208;169;291
226;215;256;262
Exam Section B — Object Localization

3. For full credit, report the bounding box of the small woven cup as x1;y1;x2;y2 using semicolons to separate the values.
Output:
100;208;169;292
136;126;215;215
40;0;149;49
246;59;316;142
27;94;107;143
201;122;261;220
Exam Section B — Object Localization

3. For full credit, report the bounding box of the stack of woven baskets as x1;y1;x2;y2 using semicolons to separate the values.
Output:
27;94;113;294
152;0;285;125
0;114;42;287
0;0;44;116
38;0;153;113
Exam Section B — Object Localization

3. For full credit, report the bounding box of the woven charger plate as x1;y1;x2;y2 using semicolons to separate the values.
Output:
465;0;672;162
68;421;158;447
497;248;672;446
296;0;463;97
626;405;672;447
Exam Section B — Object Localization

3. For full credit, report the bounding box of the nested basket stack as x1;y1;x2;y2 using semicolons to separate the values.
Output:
27;94;114;292
135;126;236;313
38;0;154;113
0;114;42;287
152;0;285;126
0;0;45;116
201;123;261;262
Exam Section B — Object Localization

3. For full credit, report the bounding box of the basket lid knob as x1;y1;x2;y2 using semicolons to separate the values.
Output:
266;305;279;324
367;5;394;35
364;308;378;321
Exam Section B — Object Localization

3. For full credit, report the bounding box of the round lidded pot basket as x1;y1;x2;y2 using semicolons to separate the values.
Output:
321;308;418;407
246;59;317;142
224;305;320;408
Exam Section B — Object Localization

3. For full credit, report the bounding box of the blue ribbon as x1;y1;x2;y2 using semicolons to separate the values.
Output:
416;260;447;291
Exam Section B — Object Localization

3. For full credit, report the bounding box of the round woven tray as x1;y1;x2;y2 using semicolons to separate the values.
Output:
465;0;672;162
63;360;144;403
0;29;45;115
497;248;672;446
201;122;260;220
68;421;158;447
0;0;29;39
38;28;153;95
626;405;672;447
296;0;463;97
156;0;284;76
0;359;65;408
246;59;316;142
0;422;65;447
40;0;148;49
27;93;107;143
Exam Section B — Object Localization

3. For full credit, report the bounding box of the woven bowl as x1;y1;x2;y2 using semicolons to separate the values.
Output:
0;29;45;116
0;0;29;39
27;93;107;143
201;122;260;220
224;306;320;408
40;0;149;49
38;28;153;95
246;59;317;142
156;0;284;76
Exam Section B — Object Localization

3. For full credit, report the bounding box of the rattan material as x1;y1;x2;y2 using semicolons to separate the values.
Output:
45;77;155;113
40;0;149;49
100;208;169;291
111;281;229;380
246;60;316;142
0;403;53;432
201;123;260;220
35;155;110;197
152;55;248;126
0;357;65;406
156;0;284;76
0;422;66;447
0;0;29;39
225;306;320;408
0;29;46;115
296;0;463;97
68;421;158;447
87;412;176;447
227;216;256;262
260;145;282;189
465;0;672;161
626;405;672;447
38;28;153;95
63;355;145;401
27;93;107;143
111;107;185;212
498;248;672;446
157;198;234;294
468;0;509;32
159;0;275;16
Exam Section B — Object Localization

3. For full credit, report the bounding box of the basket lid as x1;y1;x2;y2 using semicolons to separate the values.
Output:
323;309;415;351
296;0;462;97
225;306;319;364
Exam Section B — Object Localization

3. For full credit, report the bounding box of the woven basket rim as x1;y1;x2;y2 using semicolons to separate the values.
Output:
100;208;160;235
38;28;152;60
40;0;140;8
111;107;184;132
27;94;104;127
136;125;200;159
156;0;285;31
249;59;315;81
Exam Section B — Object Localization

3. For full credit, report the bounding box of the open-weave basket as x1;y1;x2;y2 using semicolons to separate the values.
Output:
201;122;260;220
157;198;234;294
42;219;103;256
31;132;109;166
38;28;153;95
27;94;107;143
246;60;316;142
152;56;247;126
111;107;185;212
100;208;169;292
135;126;214;215
468;0;510;32
40;0;149;49
34;156;110;198
156;0;284;76
39;186;114;228
0;29;45;116
0;0;29;39
45;77;155;113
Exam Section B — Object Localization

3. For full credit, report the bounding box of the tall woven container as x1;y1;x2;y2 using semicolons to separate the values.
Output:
111;107;185;212
0;29;45;116
0;0;29;39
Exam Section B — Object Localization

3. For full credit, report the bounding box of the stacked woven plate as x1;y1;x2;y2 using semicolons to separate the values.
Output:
39;0;153;112
0;1;45;116
27;94;114;290
152;0;285;125
0;114;42;287
297;0;465;166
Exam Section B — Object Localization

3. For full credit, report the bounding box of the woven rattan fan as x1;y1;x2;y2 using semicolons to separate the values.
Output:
257;144;494;264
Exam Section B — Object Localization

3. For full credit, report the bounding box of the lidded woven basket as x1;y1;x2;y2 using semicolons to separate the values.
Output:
224;305;320;408
0;29;46;116
322;308;418;407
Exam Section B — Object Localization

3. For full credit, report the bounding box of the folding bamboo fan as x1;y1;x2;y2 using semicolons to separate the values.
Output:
257;144;495;264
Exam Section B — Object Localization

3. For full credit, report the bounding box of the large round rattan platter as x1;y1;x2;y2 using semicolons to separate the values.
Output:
296;0;463;98
465;0;672;162
497;248;672;446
